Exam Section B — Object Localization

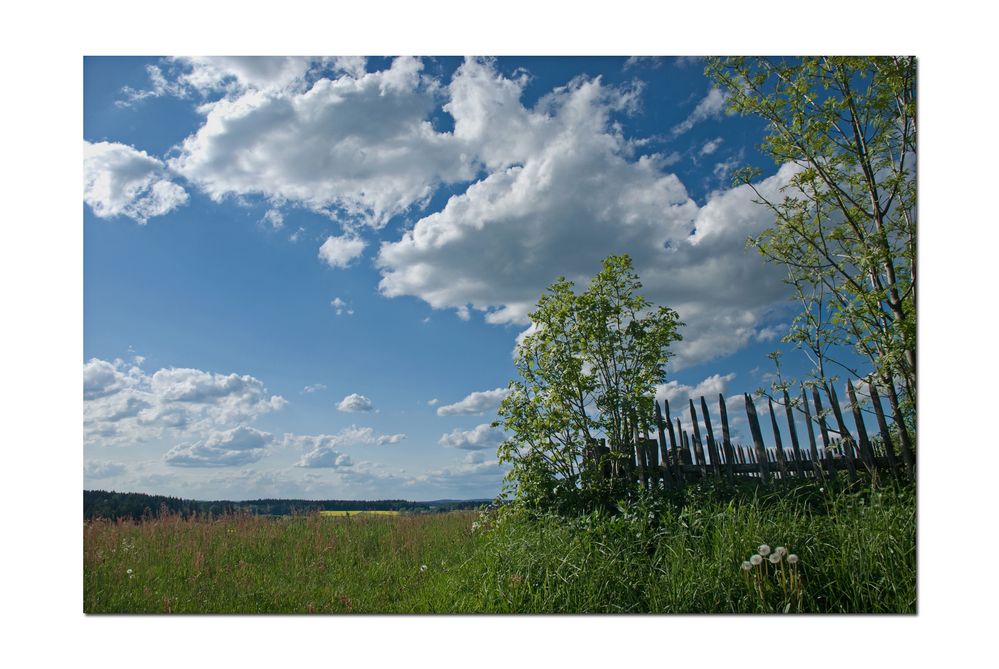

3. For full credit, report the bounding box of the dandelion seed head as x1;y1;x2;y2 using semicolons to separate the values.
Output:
758;544;771;557
750;554;763;566
419;564;427;573
775;546;787;557
788;554;799;564
769;553;782;564
741;561;753;572
126;568;133;575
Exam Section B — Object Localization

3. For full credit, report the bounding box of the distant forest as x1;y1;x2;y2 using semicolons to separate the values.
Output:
84;489;492;521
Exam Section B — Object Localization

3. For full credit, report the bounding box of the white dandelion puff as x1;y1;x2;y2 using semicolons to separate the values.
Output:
788;554;799;565
758;544;771;557
750;554;763;566
769;553;782;564
420;564;428;573
775;546;787;557
741;561;753;572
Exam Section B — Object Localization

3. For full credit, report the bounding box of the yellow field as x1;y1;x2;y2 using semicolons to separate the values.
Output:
318;510;402;517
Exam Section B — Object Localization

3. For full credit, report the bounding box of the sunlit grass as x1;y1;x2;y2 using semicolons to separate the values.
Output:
84;482;915;614
318;510;402;517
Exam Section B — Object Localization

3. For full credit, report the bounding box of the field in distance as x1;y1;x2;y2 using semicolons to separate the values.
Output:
319;510;401;517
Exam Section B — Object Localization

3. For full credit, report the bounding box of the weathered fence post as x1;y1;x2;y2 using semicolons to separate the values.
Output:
811;386;837;479
867;382;900;480
744;394;770;484
663;400;682;481
827;384;858;482
688;400;708;479
654;400;674;489
767;397;790;479
782;389;806;477
846;381;876;473
699;396;722;480
800;386;823;479
633;418;649;491
718;393;735;481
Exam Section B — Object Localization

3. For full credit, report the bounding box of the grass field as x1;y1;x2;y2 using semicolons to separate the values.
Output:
318;510;402;517
84;480;915;614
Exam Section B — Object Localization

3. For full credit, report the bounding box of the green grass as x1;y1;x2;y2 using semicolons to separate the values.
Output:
84;481;915;614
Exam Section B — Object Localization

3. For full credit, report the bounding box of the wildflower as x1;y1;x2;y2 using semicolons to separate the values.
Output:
775;546;787;557
741;561;753;572
758;544;771;557
126;568;133;575
750;554;763;566
420;564;428;573
769;553;782;564
787;554;799;565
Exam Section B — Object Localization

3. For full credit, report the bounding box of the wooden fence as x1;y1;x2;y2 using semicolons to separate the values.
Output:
583;380;915;490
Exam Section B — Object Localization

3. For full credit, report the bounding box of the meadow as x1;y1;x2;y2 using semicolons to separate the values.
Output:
84;478;914;614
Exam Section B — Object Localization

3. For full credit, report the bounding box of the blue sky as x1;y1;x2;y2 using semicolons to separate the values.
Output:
83;55;873;501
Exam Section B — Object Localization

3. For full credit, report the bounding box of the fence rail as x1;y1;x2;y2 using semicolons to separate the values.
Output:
582;380;915;490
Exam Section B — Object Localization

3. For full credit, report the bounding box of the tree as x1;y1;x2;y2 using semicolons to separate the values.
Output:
705;57;916;435
496;255;683;513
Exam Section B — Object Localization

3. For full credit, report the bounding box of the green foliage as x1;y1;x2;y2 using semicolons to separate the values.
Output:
705;57;916;421
85;483;915;613
495;255;683;513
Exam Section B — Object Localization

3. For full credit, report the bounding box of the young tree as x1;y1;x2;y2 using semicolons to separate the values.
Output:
496;255;683;513
705;57;916;432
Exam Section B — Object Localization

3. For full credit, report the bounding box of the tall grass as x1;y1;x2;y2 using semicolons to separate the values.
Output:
84;482;915;614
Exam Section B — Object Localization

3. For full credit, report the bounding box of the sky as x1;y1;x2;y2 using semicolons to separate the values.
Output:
83;55;879;501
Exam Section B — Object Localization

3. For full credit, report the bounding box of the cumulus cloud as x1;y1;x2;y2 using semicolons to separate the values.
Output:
700;137;724;156
377;60;793;368
337;393;374;412
164;426;274;467
330;297;353;316
168;57;474;226
84;141;188;223
436;387;511;416
83;358;286;448
671;87;729;136
656;372;737;409
319;235;366;269
302;383;327;394
439;423;506;450
288;426;405;468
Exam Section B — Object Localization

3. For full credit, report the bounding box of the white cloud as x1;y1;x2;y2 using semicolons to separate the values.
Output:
439;423;506;450
84;141;188;224
377;61;793;369
700;137;724;156
330;297;354;316
288;426;405;468
168;57;474;227
260;208;284;229
164;426;274;467
436;387;511;416
671;87;729;136
319;235;366;269
427;398;439;406
655;372;737;409
336;393;374;412
302;383;327;394
84;358;286;448
175;56;316;95
296;446;353;469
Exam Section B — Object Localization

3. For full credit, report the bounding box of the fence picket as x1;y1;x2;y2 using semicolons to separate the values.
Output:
744;394;770;484
767;397;790;479
827;384;858;482
700;396;722;480
846;381;876;472
867;382;899;480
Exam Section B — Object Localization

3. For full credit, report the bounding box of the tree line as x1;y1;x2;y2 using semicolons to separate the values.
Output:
83;490;490;521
